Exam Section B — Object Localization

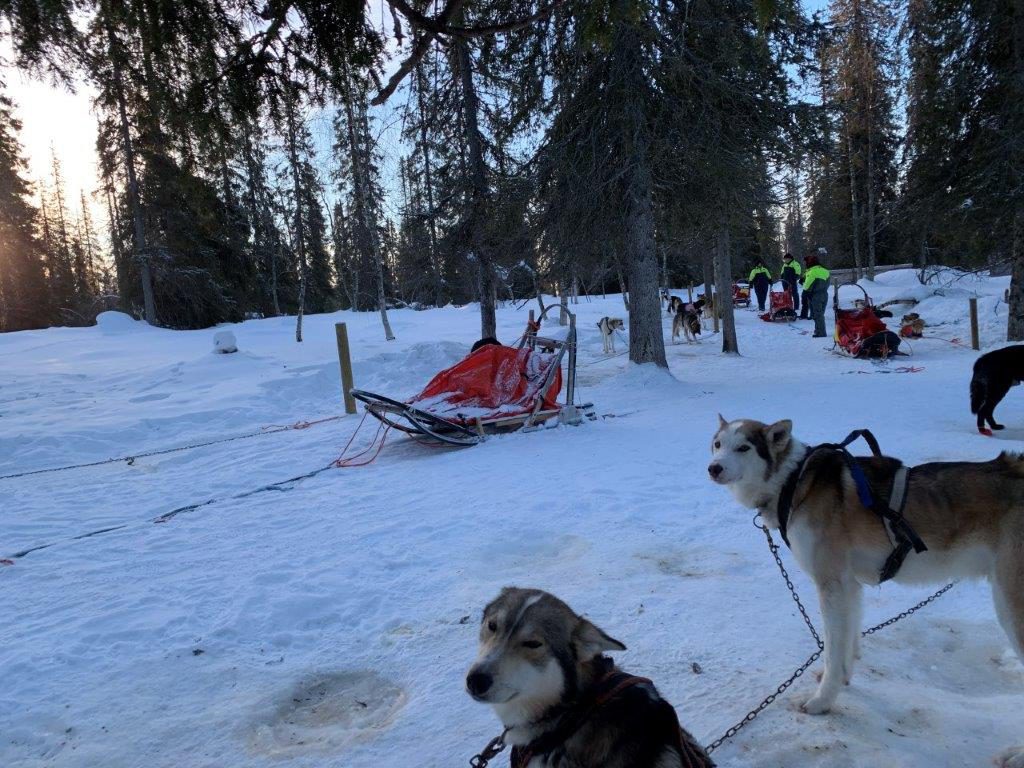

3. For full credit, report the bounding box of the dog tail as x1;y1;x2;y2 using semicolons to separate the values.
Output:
970;371;986;415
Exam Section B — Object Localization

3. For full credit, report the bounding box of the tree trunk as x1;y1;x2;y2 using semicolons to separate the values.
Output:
702;248;717;334
866;118;877;280
847;126;862;281
416;63;444;308
456;37;496;340
356;99;395;340
615;258;629;311
715;227;739;354
283;73;308;343
1009;206;1024;341
106;20;156;325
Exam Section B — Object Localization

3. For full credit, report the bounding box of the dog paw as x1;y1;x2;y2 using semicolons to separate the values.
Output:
993;424;1006;431
801;695;834;715
995;746;1024;767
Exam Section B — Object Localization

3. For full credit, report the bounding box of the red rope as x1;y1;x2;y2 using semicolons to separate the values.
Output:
333;413;392;468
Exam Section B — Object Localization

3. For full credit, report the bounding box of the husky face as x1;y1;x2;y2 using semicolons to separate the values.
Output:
466;588;625;728
708;415;796;507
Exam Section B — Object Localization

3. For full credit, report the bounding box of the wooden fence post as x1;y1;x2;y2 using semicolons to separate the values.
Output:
335;322;357;414
969;297;980;351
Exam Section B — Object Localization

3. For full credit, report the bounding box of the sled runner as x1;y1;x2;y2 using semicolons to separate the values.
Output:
732;281;752;308
832;282;904;358
760;280;797;322
351;305;591;447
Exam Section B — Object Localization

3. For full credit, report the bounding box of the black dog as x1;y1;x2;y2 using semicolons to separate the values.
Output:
971;345;1024;435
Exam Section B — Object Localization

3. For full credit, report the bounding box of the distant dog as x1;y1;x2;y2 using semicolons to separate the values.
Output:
667;295;684;316
900;313;924;338
971;345;1024;435
672;299;705;344
467;587;714;768
709;416;1024;767
597;316;625;354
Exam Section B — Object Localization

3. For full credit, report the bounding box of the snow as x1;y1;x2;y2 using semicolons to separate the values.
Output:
2;270;1023;768
213;330;238;354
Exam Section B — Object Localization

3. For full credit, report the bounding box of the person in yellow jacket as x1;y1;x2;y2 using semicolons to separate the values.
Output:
803;249;831;337
748;259;772;311
780;253;802;315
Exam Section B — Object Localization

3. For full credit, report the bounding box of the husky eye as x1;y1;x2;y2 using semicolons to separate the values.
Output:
714;441;721;450
521;640;543;649
737;445;751;453
487;620;497;632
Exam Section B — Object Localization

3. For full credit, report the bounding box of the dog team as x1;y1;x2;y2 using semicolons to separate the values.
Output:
465;343;1024;765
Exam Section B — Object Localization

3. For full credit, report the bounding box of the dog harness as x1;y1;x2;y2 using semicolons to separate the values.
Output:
496;659;713;768
776;429;926;583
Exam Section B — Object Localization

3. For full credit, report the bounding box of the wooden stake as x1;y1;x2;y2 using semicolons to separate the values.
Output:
687;284;693;303
969;297;980;351
335;322;357;414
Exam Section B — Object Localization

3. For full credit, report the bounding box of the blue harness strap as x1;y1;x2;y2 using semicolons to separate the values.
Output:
776;429;926;583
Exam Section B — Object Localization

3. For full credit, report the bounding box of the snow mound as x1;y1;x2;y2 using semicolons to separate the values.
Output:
213;330;238;354
95;311;141;333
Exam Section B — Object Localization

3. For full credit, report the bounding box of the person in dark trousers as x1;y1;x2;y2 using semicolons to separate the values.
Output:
803;250;832;337
749;259;771;311
780;253;801;314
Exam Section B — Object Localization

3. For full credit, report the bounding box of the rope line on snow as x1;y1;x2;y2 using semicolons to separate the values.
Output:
1;415;407;565
0;415;346;482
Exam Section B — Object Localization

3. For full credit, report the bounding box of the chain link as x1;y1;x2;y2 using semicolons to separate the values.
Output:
706;514;955;755
469;729;508;767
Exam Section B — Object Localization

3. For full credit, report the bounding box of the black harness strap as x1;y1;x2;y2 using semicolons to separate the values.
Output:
776;429;927;583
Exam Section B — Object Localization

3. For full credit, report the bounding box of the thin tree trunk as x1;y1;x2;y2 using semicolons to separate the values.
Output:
847;126;862;282
106;21;156;325
455;37;496;340
416;63;444;308
715;227;739;354
866;118;877;280
283;72;308;343
615;259;629;311
341;69;395;341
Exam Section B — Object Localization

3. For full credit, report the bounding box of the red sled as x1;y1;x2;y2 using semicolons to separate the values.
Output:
832;283;904;358
732;282;752;307
760;280;797;322
352;306;591;446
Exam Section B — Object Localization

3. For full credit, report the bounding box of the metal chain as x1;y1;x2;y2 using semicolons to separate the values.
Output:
706;515;956;755
469;729;508;767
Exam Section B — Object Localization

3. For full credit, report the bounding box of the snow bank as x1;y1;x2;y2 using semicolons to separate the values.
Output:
95;311;142;333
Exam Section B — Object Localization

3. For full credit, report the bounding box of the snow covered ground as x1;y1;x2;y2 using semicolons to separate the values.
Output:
2;269;1022;768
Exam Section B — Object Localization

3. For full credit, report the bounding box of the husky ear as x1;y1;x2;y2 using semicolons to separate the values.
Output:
572;618;627;659
717;413;728;429
765;419;792;448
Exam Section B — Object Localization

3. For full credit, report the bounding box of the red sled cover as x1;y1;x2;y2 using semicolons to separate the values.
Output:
408;345;562;423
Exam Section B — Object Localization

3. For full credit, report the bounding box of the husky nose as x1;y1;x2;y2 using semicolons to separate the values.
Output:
708;463;723;479
466;671;493;697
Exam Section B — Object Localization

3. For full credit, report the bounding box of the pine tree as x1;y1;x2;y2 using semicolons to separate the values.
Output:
0;91;52;331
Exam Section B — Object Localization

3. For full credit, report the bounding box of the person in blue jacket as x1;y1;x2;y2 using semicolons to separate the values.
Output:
748;259;772;312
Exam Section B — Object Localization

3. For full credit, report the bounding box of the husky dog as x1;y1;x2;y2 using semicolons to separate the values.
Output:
467;588;713;768
597;316;625;354
667;295;684;316
671;300;705;344
708;416;1024;768
971;345;1024;435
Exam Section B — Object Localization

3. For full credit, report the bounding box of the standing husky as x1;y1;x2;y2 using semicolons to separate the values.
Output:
467;588;713;768
597;316;625;354
708;416;1024;768
672;299;705;344
971;345;1024;435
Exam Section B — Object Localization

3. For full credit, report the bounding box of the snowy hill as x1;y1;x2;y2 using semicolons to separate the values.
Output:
2;270;1023;768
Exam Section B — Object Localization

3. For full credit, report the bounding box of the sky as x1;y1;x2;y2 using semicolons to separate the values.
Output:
2;0;833;238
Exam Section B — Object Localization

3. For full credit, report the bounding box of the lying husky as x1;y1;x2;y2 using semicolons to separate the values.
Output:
708;416;1024;767
672;299;705;344
597;316;625;354
467;587;713;768
971;345;1024;435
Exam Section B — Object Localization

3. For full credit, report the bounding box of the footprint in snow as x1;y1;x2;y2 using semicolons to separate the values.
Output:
248;670;405;757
